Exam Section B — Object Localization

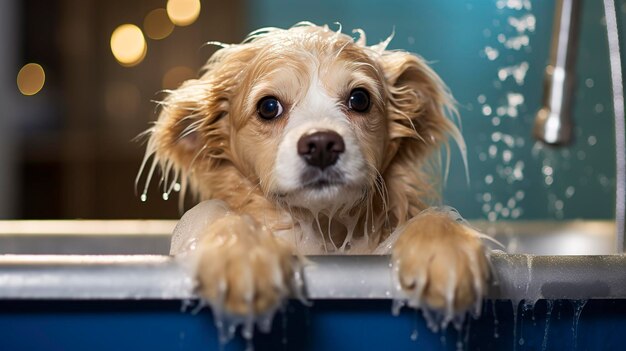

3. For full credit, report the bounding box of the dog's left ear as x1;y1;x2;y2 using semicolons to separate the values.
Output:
378;51;460;167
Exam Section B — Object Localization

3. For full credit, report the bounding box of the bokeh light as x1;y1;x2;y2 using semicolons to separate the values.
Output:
162;66;195;89
144;9;174;40
166;0;201;26
17;63;45;96
110;24;147;67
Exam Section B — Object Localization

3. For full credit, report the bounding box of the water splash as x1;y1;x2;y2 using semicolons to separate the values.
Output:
492;300;500;338
497;62;529;85
518;300;537;347
484;46;500;60
571;299;588;350
476;0;537;224
496;0;532;11
504;35;530;50
511;300;520;351
508;14;536;33
541;300;554;351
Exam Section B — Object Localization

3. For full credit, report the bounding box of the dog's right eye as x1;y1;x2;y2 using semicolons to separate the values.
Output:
348;88;371;113
257;97;284;120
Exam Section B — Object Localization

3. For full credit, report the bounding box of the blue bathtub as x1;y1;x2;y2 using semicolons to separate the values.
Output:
0;220;625;350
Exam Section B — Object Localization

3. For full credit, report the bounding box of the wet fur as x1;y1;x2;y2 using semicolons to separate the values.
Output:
140;23;488;316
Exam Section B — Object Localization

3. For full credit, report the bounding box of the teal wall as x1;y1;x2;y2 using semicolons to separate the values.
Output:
245;0;618;220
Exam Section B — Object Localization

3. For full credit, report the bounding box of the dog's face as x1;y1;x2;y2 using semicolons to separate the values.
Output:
229;32;388;210
143;24;460;219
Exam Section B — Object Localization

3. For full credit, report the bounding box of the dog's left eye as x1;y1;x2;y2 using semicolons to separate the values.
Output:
257;96;284;120
348;88;370;113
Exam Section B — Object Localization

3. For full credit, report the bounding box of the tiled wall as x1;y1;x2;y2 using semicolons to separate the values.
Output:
246;0;618;220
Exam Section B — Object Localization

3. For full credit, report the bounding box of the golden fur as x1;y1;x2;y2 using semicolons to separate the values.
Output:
140;23;488;316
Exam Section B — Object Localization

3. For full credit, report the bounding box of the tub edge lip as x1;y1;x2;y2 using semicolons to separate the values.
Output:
1;253;626;300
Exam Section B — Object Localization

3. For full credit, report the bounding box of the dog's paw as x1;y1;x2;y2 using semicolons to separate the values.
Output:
195;214;296;316
392;210;489;319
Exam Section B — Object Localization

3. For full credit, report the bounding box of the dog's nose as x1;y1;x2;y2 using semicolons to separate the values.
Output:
297;131;345;169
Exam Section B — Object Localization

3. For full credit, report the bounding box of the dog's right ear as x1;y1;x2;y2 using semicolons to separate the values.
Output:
138;42;259;203
137;72;232;202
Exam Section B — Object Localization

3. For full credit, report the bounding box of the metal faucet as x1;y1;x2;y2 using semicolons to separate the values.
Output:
602;0;626;254
533;0;581;145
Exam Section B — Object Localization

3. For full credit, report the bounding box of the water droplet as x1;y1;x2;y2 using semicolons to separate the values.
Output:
508;14;536;33
140;193;147;202
492;301;500;338
599;174;610;187
554;200;564;210
485;174;494;184
162;192;169;200
545;176;554;186
565;186;575;198
502;134;515;148
515;190;525;200
594;103;604;113
497;62;529;85
504;35;529;50
511;208;521;218
513;162;524;180
477;94;487;104
587;135;597;146
498;68;507;80
585;78;594;88
503;150;513;163
484;46;500;60
571;300;588;350
492;117;501;126
489;145;498;158
542;165;553;176
491;132;502;142
496;0;532;11
542;300;554;350
482;104;492;116
174;182;182;192
483;193;492;202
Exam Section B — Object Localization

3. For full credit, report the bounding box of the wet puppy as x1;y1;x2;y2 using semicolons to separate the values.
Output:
140;23;489;321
